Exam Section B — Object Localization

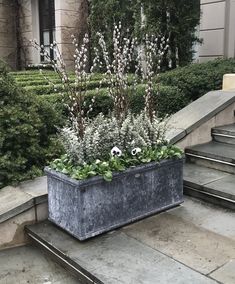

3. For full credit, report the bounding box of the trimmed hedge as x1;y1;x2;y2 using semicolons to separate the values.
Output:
40;84;187;119
158;58;235;101
0;72;64;188
23;80;109;96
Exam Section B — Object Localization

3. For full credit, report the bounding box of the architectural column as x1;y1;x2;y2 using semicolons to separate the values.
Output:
0;0;17;69
18;0;40;67
225;0;235;58
54;0;89;69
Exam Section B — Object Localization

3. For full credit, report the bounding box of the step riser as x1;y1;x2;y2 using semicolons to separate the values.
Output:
186;155;235;174
212;134;235;145
184;186;235;211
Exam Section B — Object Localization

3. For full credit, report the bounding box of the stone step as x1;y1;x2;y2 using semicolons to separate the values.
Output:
185;141;235;174
212;123;235;145
183;163;235;210
25;221;219;284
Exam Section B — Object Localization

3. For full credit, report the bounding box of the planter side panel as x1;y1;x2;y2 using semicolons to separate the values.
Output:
47;176;82;237
80;160;183;238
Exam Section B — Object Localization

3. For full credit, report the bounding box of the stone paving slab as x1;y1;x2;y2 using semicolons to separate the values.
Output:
204;175;235;201
0;186;33;223
184;163;230;189
170;197;235;240
0;245;79;284
27;222;217;284
122;211;235;275
210;259;235;284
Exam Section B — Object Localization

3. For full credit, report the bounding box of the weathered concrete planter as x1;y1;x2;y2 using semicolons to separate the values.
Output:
45;158;183;241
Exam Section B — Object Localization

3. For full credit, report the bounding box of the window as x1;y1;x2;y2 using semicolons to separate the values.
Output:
39;0;55;61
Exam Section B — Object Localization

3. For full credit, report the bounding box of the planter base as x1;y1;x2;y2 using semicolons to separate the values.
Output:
49;201;183;241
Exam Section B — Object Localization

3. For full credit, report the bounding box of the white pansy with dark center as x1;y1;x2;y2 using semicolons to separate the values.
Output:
111;146;122;157
131;148;142;156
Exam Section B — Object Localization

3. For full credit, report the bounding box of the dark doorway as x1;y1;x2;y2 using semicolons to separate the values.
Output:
39;0;55;61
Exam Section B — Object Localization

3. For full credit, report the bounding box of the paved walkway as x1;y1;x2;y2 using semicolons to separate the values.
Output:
0;197;234;283
0;245;79;284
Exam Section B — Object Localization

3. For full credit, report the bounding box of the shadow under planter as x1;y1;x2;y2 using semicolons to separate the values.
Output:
45;158;184;241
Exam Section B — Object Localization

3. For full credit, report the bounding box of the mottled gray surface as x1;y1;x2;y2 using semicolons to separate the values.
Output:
170;197;235;240
27;224;216;284
26;197;235;284
0;245;80;284
0;176;48;224
167;90;235;139
0;186;33;223
210;259;235;284
204;175;235;200
213;123;235;136
20;176;47;204
186;141;235;163
183;163;235;202
184;163;230;189
46;159;183;240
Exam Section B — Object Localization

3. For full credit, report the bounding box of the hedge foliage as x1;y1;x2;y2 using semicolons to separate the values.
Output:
0;72;64;188
10;58;235;122
39;84;187;120
158;58;235;101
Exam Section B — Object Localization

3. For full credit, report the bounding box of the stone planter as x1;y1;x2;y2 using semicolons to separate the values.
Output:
45;158;183;241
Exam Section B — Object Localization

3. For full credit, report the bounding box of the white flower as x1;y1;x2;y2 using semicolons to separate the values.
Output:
111;146;122;157
131;148;142;156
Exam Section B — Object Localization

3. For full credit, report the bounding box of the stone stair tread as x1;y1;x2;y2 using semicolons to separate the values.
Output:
186;141;235;163
184;163;235;202
184;163;230;188
204;175;235;201
213;123;235;136
26;221;219;284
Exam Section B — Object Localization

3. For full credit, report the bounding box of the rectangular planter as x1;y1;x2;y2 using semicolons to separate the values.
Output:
45;158;184;241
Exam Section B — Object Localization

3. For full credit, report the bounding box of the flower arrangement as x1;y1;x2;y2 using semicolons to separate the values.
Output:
32;24;183;182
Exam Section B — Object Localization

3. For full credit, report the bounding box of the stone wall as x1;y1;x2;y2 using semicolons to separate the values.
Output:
0;0;89;69
199;0;235;62
0;0;17;69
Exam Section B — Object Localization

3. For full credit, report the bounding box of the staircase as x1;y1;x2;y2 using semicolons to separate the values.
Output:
184;123;235;210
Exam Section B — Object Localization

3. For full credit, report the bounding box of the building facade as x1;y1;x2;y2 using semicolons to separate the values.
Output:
198;0;235;62
1;0;235;69
0;0;88;69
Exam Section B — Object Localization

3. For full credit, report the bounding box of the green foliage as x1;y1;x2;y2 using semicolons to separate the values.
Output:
135;0;200;68
89;0;135;56
158;59;235;101
39;84;186;120
130;85;189;117
51;145;183;182
0;73;63;188
89;0;200;67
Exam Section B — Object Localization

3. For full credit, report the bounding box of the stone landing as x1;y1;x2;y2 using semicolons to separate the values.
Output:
26;197;235;284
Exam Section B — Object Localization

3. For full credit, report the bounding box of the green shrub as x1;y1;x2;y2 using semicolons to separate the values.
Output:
41;84;186;119
130;85;189;117
0;73;64;188
158;58;235;101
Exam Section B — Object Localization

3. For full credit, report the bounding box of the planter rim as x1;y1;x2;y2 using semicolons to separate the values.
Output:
45;158;183;188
